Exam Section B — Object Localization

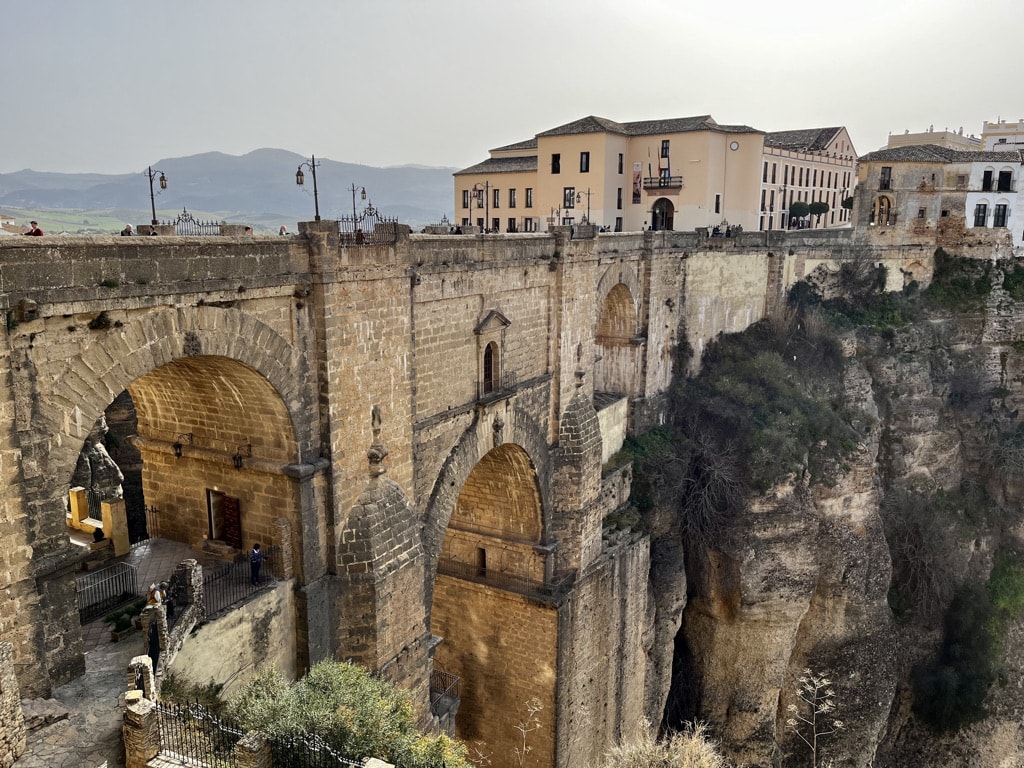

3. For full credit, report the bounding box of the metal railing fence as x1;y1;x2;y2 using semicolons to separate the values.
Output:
202;545;282;617
269;732;363;768
156;700;243;768
76;561;140;623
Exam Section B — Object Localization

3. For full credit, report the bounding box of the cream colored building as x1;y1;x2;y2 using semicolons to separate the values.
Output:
454;115;765;234
981;119;1024;152
887;126;981;151
760;127;858;231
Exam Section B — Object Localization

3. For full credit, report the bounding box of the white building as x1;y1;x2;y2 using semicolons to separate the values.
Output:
981;119;1024;152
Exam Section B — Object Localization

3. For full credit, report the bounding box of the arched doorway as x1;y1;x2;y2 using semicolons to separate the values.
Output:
651;198;675;231
430;443;556;767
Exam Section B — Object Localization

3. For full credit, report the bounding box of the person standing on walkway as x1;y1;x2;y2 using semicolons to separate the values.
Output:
23;221;43;236
250;543;263;586
121;224;133;236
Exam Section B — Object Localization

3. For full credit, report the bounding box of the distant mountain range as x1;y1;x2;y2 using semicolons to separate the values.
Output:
0;148;457;229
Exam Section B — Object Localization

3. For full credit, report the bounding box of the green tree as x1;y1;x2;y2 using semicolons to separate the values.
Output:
789;200;810;221
808;201;830;223
841;196;854;210
227;661;471;768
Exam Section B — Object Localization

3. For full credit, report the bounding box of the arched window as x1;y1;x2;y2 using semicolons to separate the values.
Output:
483;341;497;394
872;196;892;226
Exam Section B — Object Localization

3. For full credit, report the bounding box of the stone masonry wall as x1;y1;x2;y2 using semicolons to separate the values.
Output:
430;576;557;768
556;531;651;768
0;642;26;768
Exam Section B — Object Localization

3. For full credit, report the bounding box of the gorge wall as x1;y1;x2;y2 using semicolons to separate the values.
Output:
655;250;1024;767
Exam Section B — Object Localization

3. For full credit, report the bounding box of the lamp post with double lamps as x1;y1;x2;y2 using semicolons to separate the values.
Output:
295;155;322;222
575;188;593;224
146;166;168;226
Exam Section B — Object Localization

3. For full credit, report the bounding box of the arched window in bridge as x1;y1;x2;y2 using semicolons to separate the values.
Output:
483;341;497;394
474;309;511;400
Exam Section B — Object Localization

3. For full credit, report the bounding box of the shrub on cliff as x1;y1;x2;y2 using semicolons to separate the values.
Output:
626;307;859;549
226;661;470;768
602;721;729;768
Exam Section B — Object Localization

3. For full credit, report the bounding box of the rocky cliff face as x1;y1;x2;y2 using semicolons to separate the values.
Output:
658;257;1024;767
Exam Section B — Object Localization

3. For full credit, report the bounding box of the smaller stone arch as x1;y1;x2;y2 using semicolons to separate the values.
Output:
594;264;644;397
422;403;551;568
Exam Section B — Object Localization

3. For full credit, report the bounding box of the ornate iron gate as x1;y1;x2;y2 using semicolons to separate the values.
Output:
167;208;221;236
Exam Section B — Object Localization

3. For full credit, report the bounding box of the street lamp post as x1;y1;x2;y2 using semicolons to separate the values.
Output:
146;166;168;226
472;182;490;231
575;188;593;224
349;184;367;222
295;155;321;221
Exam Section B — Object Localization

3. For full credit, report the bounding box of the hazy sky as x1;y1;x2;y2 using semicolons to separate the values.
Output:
3;0;1021;175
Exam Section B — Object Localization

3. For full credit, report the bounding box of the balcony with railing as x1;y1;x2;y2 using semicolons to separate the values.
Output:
643;176;683;190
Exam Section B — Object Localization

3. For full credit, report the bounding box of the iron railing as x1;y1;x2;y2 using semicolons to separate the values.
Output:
338;203;399;246
436;558;574;600
167;208;221;236
156;700;243;768
479;369;518;401
269;733;363;768
203;546;282;617
643;176;683;190
76;561;140;623
430;669;461;708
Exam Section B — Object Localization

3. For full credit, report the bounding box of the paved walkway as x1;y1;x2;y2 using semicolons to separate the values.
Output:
14;538;217;768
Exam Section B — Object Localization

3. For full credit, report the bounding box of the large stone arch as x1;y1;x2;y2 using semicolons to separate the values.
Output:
25;306;315;525
13;305;321;694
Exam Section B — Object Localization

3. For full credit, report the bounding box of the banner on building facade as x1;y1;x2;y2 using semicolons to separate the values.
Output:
632;162;642;204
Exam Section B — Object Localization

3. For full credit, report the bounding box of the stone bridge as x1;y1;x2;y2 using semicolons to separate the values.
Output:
0;224;919;767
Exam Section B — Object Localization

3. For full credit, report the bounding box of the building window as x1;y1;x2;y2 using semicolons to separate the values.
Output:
508;217;517;233
982;170;993;191
580;151;590;173
509;188;516;208
813;169;818;187
956;174;969;188
493;189;500;209
880;166;892;190
760;189;766;212
659;167;671;184
769;190;775;210
661;140;670;158
998;170;1013;192
615;216;622;232
715;194;721;214
994;204;1008;227
564;187;575;208
617;188;623;210
917;208;926;219
551;154;560;174
491;217;500;232
618;153;624;174
763;162;768;183
483;341;498;394
941;209;950;218
974;203;988;227
784;165;790;185
462;190;469;209
799;167;804;187
524;218;536;232
771;163;777;184
525;188;533;208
